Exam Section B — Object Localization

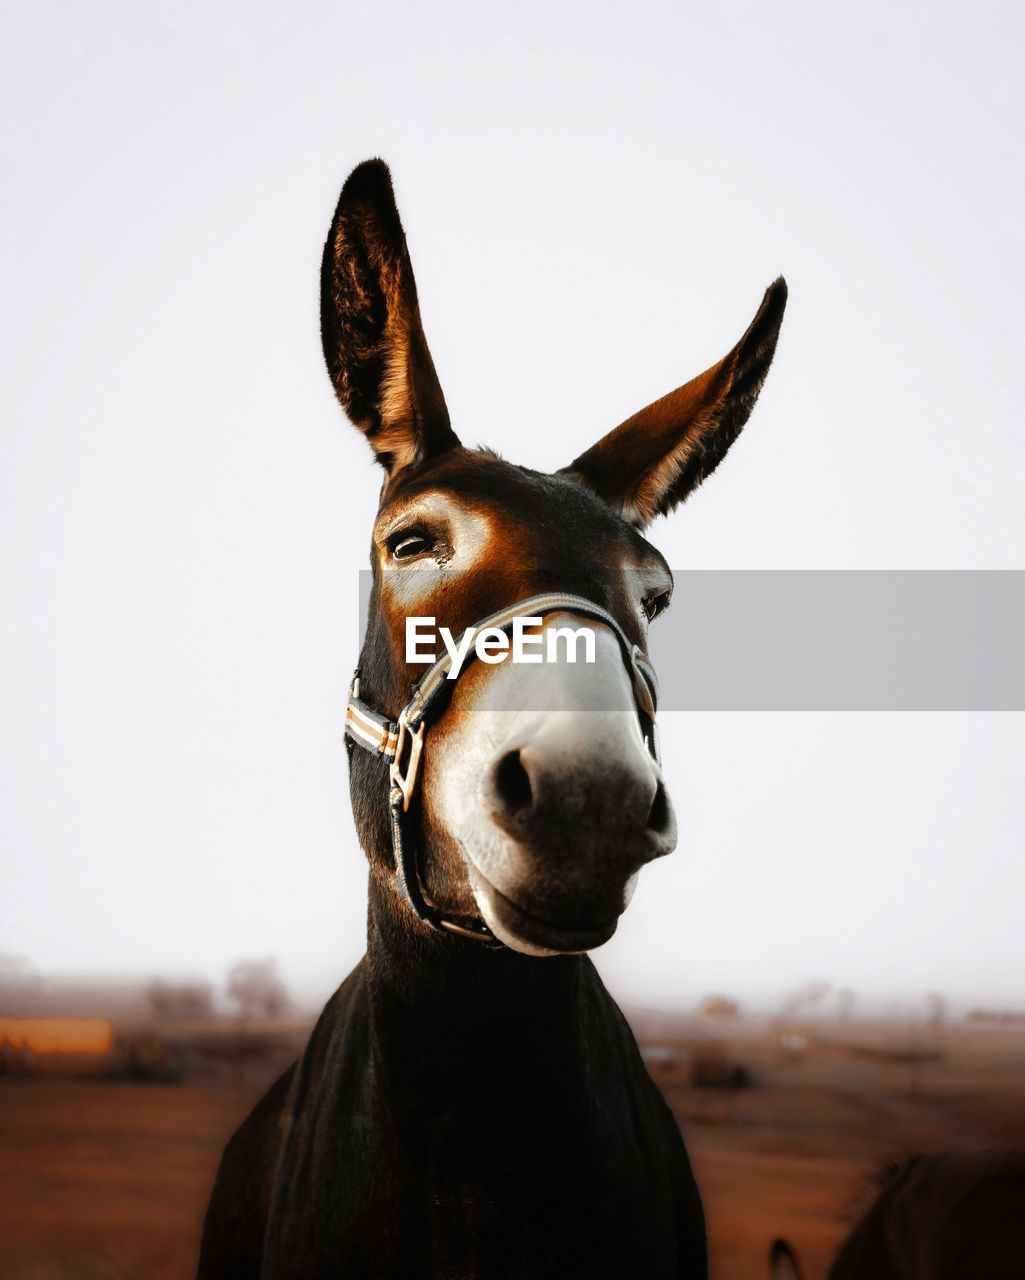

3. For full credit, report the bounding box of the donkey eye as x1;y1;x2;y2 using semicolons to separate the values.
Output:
391;531;434;561
642;590;671;622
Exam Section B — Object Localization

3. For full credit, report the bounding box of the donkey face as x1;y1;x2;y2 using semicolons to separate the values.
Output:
324;160;786;955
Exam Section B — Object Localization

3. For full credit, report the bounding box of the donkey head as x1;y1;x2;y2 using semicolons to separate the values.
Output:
325;160;785;955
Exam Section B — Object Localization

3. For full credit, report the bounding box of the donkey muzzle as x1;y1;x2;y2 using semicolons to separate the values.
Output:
458;621;677;953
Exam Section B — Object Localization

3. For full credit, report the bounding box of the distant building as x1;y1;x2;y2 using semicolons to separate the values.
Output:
0;1017;113;1075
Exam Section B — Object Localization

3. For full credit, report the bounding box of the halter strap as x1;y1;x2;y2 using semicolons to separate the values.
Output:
345;592;660;944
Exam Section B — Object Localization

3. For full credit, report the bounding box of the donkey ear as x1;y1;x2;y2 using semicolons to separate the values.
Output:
563;278;787;528
321;159;459;473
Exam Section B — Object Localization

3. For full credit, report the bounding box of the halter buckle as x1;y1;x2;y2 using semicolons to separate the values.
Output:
389;710;425;812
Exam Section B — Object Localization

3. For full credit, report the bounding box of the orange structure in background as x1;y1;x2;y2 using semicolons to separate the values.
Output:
0;1017;113;1056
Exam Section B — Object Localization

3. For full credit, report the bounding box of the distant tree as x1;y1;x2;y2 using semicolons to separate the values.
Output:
146;979;215;1020
926;992;947;1027
836;988;856;1019
0;953;41;989
778;980;832;1020
0;954;45;1012
227;958;290;1020
698;995;740;1017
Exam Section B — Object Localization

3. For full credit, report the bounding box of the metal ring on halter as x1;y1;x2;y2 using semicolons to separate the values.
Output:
389;710;426;814
344;592;661;944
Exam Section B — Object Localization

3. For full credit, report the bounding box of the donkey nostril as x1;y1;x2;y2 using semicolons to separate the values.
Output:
493;750;533;815
646;781;670;835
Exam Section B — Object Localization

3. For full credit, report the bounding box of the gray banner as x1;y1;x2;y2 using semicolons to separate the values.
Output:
357;571;1025;711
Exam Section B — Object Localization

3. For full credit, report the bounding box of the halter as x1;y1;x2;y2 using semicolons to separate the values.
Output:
345;593;661;945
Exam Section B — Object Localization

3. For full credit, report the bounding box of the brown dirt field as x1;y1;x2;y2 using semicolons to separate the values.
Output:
1;1018;1023;1279
0;1079;266;1280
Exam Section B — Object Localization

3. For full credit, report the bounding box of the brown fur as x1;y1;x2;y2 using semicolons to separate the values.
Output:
321;159;457;472
771;1150;1025;1280
565;277;787;527
198;157;787;1280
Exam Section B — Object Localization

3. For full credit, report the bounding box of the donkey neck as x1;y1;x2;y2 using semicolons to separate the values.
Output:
363;874;602;1107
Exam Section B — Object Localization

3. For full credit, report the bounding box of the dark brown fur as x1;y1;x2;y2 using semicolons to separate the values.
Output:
565;276;787;525
198;158;787;1279
771;1150;1025;1280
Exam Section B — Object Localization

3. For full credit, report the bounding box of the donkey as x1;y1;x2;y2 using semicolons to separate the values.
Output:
197;158;786;1279
769;1150;1025;1280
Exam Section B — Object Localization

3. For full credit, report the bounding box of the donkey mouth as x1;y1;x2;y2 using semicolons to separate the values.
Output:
464;862;621;955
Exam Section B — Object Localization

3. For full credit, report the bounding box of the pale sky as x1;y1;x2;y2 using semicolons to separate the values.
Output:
2;0;1023;1013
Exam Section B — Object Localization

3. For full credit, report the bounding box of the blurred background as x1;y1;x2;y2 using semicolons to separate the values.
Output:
2;2;1023;1277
